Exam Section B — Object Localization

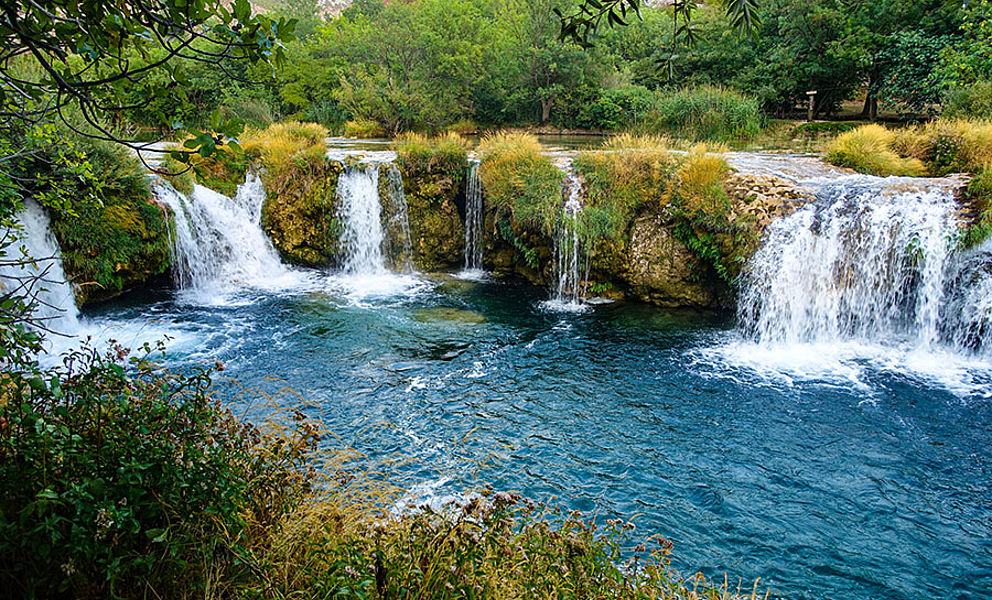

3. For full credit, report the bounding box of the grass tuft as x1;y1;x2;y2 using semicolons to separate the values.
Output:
343;118;386;138
477;132;564;233
394;132;470;177
825;124;925;176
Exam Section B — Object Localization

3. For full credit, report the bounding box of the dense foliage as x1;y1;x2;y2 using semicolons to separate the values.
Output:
88;0;990;139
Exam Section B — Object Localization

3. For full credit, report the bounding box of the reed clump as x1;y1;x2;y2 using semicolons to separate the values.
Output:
638;86;763;142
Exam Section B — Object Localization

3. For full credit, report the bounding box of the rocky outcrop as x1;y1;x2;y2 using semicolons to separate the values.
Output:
261;160;344;267
623;215;723;308
395;164;465;271
724;173;814;229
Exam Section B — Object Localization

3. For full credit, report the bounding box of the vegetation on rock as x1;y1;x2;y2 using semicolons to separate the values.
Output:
394;134;470;270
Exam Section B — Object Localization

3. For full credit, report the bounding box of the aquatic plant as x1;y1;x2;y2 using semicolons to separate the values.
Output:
638;86;763;142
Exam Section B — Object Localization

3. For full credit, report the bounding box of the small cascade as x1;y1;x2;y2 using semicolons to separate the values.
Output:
154;172;295;296
382;165;415;273
737;175;985;355
337;166;387;276
0;200;80;333
549;170;589;308
463;159;484;272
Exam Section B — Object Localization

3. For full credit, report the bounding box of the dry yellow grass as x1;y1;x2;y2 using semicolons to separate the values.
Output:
825;124;925;177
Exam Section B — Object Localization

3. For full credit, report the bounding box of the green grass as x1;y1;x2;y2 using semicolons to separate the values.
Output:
394;132;470;181
638;86;763;142
477;132;564;234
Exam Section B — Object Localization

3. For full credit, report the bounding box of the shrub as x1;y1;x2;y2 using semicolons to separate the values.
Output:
343;118;386;138
579;85;656;131
943;81;992;120
0;343;318;598
394;132;470;179
477;133;563;233
573;134;680;240
640;86;763;142
824;124;925;176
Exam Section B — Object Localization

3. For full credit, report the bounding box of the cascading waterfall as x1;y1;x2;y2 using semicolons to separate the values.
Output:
0;200;80;333
337;166;387;276
463;159;484;272
382;165;415;273
154;172;296;296
550;171;589;306
737;175;990;356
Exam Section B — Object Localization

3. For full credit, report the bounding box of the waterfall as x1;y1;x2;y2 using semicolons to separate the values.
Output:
337;166;387;276
549;171;589;308
382;165;415;273
737;175;982;354
154;172;298;298
463;159;484;272
0;200;80;333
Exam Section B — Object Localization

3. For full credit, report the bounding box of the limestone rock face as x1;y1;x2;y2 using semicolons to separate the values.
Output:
623;215;721;308
398;168;465;272
261;161;344;267
724;173;814;230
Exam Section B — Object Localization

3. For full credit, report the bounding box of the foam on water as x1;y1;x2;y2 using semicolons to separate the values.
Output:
154;174;314;304
726;164;992;394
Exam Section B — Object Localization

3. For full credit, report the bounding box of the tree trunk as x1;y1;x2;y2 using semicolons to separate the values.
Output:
862;63;879;121
540;98;552;124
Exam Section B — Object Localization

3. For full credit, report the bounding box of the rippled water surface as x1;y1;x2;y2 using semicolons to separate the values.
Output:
82;275;992;600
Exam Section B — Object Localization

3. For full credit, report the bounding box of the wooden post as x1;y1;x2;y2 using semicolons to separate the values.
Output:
806;90;817;122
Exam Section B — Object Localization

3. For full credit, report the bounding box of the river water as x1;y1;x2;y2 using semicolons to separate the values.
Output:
75;272;991;600
11;146;992;600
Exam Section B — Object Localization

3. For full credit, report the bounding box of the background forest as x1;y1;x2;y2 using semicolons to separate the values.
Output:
118;0;992;137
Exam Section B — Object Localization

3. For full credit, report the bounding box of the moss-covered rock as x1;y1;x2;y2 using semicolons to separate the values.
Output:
393;133;470;271
260;159;344;267
48;143;173;304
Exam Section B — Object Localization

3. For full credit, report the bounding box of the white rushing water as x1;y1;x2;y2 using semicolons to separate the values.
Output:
0;200;80;334
338;166;386;276
331;165;424;300
154;173;308;303
462;159;484;274
544;168;589;312
717;169;992;393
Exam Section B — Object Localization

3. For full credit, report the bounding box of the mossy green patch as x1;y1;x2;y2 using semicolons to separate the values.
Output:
48;143;172;303
261;159;344;267
394;134;469;271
